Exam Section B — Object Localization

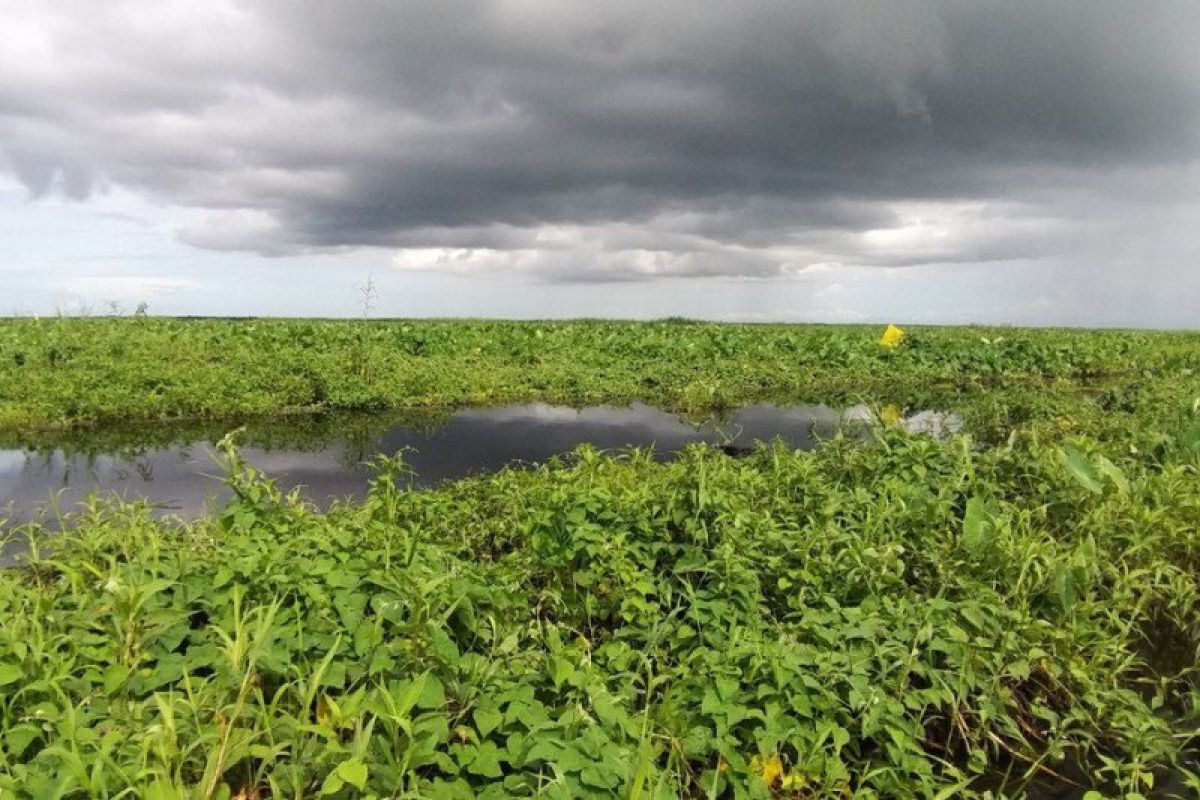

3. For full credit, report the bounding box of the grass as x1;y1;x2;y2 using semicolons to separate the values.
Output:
1;320;1200;797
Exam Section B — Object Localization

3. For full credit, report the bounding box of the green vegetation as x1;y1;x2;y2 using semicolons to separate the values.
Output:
2;318;1198;440
2;319;1200;797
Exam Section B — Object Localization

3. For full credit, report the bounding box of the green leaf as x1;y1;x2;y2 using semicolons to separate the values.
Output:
0;663;23;686
143;780;190;800
319;773;343;795
336;758;369;790
580;765;619;789
960;497;994;555
547;655;575;689
474;705;502;737
318;660;346;689
333;590;369;630
1094;454;1129;495
102;663;132;694
367;647;394;676
4;724;40;758
1059;445;1103;494
417;674;446;709
390;672;429;716
555;746;592;773
523;740;563;766
1055;566;1078;613
468;741;504;778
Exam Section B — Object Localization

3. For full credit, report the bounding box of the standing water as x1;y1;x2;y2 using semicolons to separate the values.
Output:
1;402;960;562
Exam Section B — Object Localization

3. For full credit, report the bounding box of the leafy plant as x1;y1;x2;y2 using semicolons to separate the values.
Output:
2;321;1199;796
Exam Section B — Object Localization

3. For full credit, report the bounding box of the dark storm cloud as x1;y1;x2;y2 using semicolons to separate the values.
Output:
1;0;1198;278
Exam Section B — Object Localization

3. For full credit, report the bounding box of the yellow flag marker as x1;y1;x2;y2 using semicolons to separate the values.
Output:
879;324;906;349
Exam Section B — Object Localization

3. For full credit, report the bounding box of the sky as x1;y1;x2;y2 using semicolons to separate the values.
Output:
1;1;1198;326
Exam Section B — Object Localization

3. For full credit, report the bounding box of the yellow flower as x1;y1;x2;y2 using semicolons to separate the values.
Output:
879;324;906;349
750;752;785;787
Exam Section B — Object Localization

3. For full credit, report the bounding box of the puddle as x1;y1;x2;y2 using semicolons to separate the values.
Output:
1;402;958;562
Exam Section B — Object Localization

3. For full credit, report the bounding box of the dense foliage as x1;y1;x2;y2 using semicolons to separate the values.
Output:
2;318;1198;438
2;421;1200;797
2;321;1200;797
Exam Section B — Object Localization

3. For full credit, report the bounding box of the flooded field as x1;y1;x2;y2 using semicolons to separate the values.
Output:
1;403;959;525
2;320;1196;798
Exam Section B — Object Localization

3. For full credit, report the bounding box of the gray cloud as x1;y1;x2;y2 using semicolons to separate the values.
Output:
1;0;1199;282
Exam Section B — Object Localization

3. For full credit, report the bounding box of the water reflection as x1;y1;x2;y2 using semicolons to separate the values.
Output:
0;402;955;529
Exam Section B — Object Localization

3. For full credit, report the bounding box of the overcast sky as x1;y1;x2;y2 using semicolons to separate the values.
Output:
2;1;1198;325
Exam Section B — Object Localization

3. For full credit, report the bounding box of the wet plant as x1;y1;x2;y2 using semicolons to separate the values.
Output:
2;405;1200;796
2;318;1197;440
2;321;1199;796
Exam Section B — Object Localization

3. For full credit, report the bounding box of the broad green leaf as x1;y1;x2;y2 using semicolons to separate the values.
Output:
580;765;619;789
392;672;429;716
960;497;994;555
1055;566;1078;613
547;655;575;689
1059;445;1104;494
336;758;368;791
102;663;131;694
0;663;23;686
317;660;346;689
555;746;592;772
319;773;343;795
474;705;502;737
142;780;189;800
418;674;446;709
522;740;563;765
468;741;504;778
1094;454;1129;495
4;724;40;758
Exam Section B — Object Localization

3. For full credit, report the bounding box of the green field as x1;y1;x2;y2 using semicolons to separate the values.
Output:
2;318;1198;439
2;319;1200;797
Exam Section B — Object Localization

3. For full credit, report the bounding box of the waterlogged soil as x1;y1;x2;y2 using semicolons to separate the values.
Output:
1;403;959;531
